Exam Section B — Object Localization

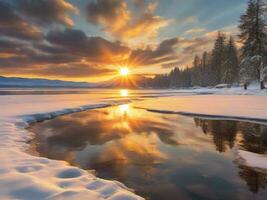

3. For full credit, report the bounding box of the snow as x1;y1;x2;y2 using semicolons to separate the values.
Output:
237;150;267;171
0;94;143;200
0;88;267;199
215;84;231;88
172;83;267;96
134;95;267;123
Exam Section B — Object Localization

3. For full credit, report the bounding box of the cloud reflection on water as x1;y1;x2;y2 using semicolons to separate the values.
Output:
28;105;267;200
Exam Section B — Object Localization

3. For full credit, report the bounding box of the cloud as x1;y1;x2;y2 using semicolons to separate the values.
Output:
0;1;43;40
0;39;26;54
162;32;218;68
0;26;130;67
0;62;114;78
14;0;78;27
177;16;199;25
185;28;206;35
17;63;113;78
0;29;181;78
0;26;216;78
37;63;114;77
129;38;179;66
115;3;170;40
87;0;130;33
45;28;130;63
0;28;129;78
86;0;170;42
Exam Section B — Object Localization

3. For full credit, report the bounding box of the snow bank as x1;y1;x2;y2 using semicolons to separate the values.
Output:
134;95;267;123
170;85;267;96
0;94;143;200
237;150;267;171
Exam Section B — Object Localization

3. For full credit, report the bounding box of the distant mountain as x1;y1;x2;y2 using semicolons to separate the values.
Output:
0;76;95;88
98;75;151;88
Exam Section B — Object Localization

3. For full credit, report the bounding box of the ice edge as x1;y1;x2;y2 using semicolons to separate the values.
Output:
135;106;267;125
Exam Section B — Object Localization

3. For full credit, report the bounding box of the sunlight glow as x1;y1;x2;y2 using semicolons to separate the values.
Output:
119;104;129;115
120;89;128;97
119;67;129;76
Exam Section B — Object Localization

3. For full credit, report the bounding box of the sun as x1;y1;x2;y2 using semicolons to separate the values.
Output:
119;67;129;76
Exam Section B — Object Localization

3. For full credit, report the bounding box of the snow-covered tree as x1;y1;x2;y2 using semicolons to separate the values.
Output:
239;58;255;89
260;65;267;89
239;0;267;89
260;65;267;83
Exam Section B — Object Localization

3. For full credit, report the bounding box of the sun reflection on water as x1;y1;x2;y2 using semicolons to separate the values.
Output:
119;104;129;113
119;104;129;115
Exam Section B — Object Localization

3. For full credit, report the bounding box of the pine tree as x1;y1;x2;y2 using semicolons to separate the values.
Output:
191;55;201;86
239;58;253;89
239;0;267;89
211;32;227;85
201;52;208;86
202;51;208;69
222;36;239;84
169;67;180;87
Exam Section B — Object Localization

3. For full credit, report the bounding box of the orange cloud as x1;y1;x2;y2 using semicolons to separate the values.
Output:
86;0;170;43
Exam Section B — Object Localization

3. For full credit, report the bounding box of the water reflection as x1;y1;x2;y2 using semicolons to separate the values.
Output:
194;118;267;154
29;105;267;200
120;89;128;97
119;104;129;114
239;166;267;193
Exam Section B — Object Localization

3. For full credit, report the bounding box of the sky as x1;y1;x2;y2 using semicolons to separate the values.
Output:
0;0;247;82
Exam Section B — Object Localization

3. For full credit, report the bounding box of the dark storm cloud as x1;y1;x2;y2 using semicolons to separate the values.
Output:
14;0;78;27
0;1;42;40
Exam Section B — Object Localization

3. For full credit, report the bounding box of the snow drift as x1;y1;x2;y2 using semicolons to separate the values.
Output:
0;95;143;200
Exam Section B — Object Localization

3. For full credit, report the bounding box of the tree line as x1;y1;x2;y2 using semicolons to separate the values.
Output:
148;0;267;89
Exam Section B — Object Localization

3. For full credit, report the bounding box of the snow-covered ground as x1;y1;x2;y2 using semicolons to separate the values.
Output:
0;94;143;200
168;83;267;96
134;95;267;122
237;150;267;171
0;88;267;199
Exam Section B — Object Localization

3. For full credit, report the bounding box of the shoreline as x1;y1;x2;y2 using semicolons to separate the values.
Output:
1;92;267;199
